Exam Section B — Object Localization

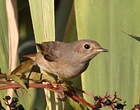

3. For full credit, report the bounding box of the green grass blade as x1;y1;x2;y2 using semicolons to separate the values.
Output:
29;0;55;42
0;0;9;105
29;0;55;110
75;0;140;109
7;75;28;91
0;0;8;73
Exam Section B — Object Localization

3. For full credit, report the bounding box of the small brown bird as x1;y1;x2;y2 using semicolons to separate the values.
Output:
27;40;108;80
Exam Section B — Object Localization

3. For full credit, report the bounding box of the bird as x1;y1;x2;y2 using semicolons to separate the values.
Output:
25;40;108;80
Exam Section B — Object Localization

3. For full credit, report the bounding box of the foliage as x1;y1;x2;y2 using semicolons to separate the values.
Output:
0;0;140;110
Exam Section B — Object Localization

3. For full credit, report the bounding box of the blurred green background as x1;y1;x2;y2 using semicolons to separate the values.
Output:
0;0;140;109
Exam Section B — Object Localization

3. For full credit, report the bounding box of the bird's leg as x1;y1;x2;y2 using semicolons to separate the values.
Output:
26;70;32;88
26;65;38;88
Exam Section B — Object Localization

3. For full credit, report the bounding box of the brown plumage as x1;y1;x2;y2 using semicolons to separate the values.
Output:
26;40;108;80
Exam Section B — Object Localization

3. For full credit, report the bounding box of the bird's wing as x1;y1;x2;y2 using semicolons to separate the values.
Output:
36;41;62;61
23;53;37;61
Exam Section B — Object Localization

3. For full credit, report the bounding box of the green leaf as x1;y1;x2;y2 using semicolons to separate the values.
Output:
7;74;28;91
28;0;55;110
11;59;34;75
0;0;8;73
0;0;9;103
67;97;88;110
28;0;55;42
74;0;140;109
122;31;140;42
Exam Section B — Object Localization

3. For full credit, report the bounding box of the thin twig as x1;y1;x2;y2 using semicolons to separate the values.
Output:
0;83;63;91
68;94;96;109
0;74;7;79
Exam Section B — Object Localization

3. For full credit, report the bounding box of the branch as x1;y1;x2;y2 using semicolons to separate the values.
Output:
0;83;63;92
0;74;7;79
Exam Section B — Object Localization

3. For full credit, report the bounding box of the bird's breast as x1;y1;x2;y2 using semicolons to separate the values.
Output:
35;53;89;80
56;60;89;79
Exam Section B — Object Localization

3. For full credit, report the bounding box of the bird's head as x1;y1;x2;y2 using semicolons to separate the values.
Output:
73;40;108;63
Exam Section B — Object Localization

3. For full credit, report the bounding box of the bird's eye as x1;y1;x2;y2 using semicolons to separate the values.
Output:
84;44;90;49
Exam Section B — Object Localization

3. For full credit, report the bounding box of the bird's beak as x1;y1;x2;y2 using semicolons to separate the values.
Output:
96;48;108;52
